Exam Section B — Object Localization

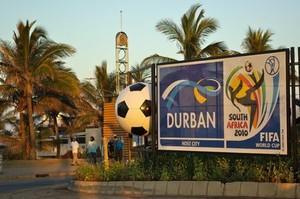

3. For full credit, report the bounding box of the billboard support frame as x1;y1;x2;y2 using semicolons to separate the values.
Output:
151;63;157;155
290;47;298;178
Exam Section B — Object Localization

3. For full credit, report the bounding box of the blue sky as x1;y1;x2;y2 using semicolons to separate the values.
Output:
0;0;299;80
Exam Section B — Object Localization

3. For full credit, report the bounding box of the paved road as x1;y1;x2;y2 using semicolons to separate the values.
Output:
0;176;72;193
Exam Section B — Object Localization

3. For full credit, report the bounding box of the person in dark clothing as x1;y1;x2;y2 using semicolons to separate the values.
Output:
108;137;115;159
115;136;124;161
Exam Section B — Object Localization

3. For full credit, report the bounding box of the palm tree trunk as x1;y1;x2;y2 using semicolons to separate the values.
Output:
19;112;29;159
26;83;36;160
53;115;60;158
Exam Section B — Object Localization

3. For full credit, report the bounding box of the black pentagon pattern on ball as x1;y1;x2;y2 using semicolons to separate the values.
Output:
140;100;151;117
117;101;129;118
129;83;145;91
131;127;147;136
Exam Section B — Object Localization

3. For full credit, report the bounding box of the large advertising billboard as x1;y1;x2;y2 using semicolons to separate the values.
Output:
158;50;288;155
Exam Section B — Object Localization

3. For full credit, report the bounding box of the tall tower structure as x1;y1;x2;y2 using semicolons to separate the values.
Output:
115;10;129;94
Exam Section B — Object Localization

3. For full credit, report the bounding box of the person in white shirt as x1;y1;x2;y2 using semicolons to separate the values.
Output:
70;137;79;165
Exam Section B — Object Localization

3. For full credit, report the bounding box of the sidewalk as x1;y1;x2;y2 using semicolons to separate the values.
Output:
0;159;84;180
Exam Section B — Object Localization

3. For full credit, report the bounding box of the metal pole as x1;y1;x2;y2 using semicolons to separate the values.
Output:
103;137;109;169
151;64;156;153
297;47;300;171
290;47;297;176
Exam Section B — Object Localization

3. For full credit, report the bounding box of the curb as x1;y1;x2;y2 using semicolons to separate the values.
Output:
0;171;74;181
69;180;300;198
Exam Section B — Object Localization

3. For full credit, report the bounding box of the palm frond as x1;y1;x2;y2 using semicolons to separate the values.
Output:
95;62;116;98
199;41;228;58
242;27;274;53
196;18;218;45
156;3;224;60
33;43;75;70
80;81;102;106
130;64;151;82
156;20;184;44
34;95;76;115
141;54;177;67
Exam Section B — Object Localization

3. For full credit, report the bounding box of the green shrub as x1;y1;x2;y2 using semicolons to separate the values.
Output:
193;158;207;181
208;157;230;182
75;161;147;181
159;167;171;181
261;160;294;183
104;162;128;181
75;151;296;182
75;164;104;181
126;161;146;181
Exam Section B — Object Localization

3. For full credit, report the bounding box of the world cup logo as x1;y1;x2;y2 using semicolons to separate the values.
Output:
264;56;279;76
225;57;280;133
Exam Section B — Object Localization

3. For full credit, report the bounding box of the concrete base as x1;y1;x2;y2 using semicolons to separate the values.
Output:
69;180;300;198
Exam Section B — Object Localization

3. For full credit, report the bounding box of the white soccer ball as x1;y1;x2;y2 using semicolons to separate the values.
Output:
115;82;151;136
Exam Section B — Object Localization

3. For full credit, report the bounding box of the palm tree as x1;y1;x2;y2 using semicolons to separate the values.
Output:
130;64;151;83
80;61;116;128
34;65;80;157
95;61;116;102
0;20;75;159
60;97;100;135
242;27;273;53
140;54;177;66
156;3;228;60
82;61;115;105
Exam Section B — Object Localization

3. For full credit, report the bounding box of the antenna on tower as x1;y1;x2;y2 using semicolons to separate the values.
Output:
120;10;123;31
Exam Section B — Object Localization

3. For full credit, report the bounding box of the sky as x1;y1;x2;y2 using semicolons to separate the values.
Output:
0;0;300;81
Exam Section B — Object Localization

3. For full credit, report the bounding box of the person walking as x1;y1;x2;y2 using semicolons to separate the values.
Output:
108;138;114;159
87;136;97;164
112;135;118;161
70;137;79;166
115;136;124;162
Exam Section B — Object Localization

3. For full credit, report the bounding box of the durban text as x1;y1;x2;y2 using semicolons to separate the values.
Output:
167;112;216;128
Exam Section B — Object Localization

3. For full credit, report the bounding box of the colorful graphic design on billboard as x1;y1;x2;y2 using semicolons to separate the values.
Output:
158;51;288;155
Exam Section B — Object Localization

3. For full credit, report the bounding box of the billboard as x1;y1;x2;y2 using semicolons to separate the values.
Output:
158;50;288;155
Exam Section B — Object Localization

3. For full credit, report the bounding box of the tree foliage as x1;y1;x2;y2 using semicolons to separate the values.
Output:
0;20;76;159
242;27;274;53
156;3;228;60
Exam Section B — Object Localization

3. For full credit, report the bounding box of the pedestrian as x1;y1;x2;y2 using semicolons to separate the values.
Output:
115;136;123;161
87;136;97;164
70;137;79;166
108;138;114;159
112;134;118;161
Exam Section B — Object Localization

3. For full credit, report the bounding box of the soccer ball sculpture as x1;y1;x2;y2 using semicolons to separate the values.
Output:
115;82;151;136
